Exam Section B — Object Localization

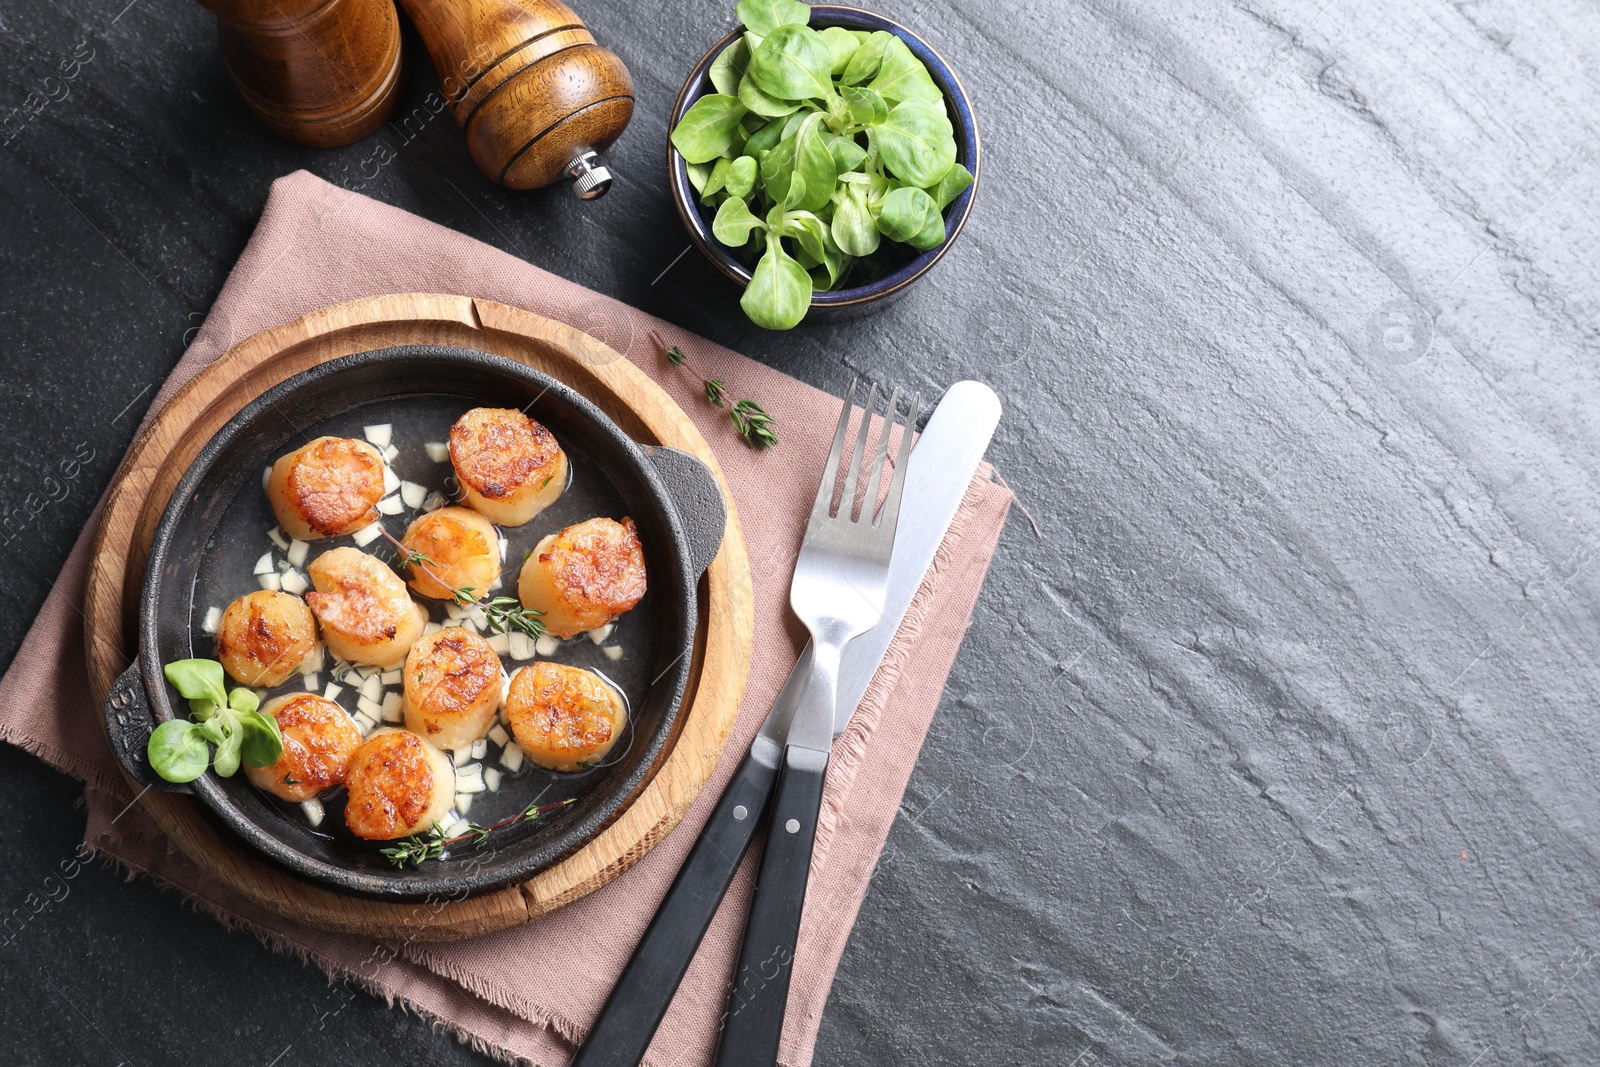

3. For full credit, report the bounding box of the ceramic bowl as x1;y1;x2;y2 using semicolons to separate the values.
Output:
666;5;981;323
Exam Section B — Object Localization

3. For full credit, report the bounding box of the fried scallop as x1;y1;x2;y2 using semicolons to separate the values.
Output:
244;694;361;803
517;516;646;639
448;407;567;526
215;589;319;688
304;547;427;668
268;436;387;540
342;728;455;840
403;628;502;751
505;662;627;772
399;506;501;601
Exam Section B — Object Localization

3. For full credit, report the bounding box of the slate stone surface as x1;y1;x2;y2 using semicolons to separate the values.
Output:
3;0;1598;1063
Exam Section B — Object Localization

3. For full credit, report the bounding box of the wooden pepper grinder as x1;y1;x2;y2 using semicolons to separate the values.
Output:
397;0;634;196
194;0;404;147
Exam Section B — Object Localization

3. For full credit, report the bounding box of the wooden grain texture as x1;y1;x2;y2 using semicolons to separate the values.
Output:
398;0;634;189
81;293;754;941
194;0;404;147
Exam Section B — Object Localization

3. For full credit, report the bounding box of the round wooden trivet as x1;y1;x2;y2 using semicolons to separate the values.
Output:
83;293;754;941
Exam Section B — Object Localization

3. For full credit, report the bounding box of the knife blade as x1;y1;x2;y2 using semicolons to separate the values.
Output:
756;379;1003;749
570;380;1001;1067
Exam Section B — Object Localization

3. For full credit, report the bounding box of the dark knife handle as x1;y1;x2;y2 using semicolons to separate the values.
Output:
713;745;829;1067
571;742;781;1067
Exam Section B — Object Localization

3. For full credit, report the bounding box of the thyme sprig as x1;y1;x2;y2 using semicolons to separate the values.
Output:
654;330;778;450
380;798;578;868
729;399;778;449
381;531;546;639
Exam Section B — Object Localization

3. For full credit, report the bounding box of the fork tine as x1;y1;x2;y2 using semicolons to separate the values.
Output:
861;386;900;524
812;378;858;518
873;390;921;531
841;381;879;520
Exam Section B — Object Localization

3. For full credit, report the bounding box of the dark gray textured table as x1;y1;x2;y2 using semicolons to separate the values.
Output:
4;0;1597;1063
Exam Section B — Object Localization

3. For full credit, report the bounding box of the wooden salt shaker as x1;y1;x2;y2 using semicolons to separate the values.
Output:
194;0;404;148
398;0;635;196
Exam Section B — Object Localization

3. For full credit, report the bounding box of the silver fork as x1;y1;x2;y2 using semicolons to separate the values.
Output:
785;378;920;752
713;378;920;1067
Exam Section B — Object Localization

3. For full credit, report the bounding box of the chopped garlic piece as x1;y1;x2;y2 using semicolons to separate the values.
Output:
258;572;282;591
201;606;222;634
396;481;424;510
253;551;275;576
360;675;383;703
352;523;383;547
470;738;488;759
363;423;392;448
500;745;524;772
488;724;509;747
603;645;623;661
499;537;509;561
382;465;401;496
382;444;399;463
303;673;320;692
456;793;474;816
486;632;510;655
380;669;401;685
381;692;403;722
301;799;325;828
484;767;502;792
286;538;309;568
424;442;449;462
357;696;384;719
267;526;289;550
299;645;324;675
423;620;443;636
452;747;472;767
323;683;343;701
587;623;614;645
508;632;535;661
422;491;446;513
280;569;308;595
375;494;404;516
535;634;560;657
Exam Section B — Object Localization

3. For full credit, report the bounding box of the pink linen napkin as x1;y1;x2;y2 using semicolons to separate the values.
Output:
0;170;1012;1066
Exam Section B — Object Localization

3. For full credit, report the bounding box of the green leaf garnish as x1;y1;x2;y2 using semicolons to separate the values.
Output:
149;658;279;782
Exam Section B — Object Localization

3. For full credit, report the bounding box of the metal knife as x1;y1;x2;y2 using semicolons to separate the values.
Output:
570;381;1001;1067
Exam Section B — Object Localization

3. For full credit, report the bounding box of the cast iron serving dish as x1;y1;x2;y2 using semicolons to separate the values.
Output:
101;346;726;900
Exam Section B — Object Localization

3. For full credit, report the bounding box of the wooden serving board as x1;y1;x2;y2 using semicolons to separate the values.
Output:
82;293;754;941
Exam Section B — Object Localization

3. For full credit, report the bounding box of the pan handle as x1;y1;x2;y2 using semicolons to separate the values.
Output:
104;660;192;794
644;446;727;575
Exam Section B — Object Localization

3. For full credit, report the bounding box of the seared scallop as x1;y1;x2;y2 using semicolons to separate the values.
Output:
399;506;501;601
215;589;319;687
343;728;455;840
505;662;627;772
304;547;427;668
448;407;567;526
244;694;362;803
267;436;387;540
403;628;502;751
517;516;646;639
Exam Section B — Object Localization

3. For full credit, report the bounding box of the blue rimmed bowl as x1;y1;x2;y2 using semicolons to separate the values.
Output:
666;6;981;324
